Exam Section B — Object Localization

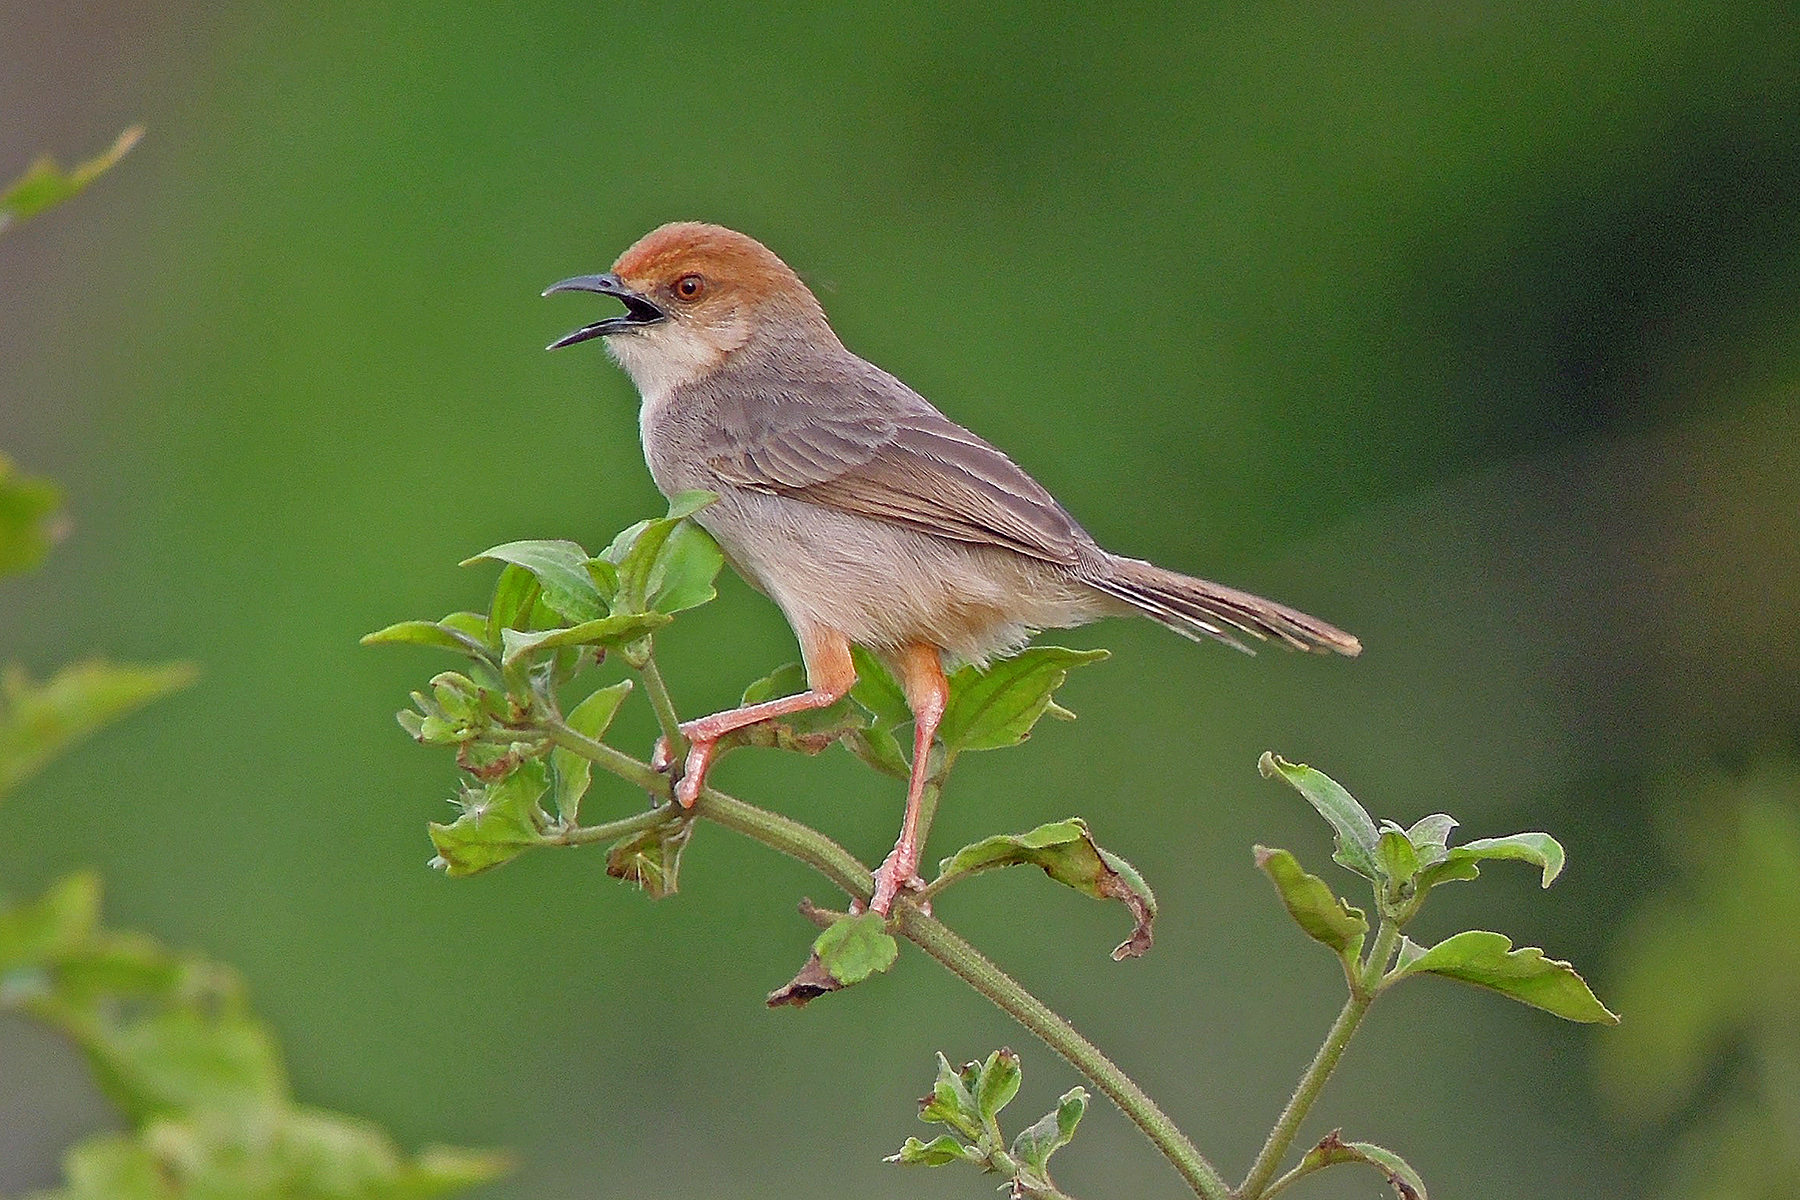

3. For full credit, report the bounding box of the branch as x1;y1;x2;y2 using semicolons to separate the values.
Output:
897;909;1232;1200
1236;917;1401;1198
540;712;1222;1197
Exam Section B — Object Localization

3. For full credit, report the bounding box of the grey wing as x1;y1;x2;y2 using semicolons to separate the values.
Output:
705;378;1087;567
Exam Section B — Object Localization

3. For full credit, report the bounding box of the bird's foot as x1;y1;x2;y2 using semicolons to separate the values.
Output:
652;734;715;809
866;848;928;917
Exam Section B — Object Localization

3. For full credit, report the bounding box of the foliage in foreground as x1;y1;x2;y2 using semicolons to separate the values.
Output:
1;137;504;1200
367;495;1617;1200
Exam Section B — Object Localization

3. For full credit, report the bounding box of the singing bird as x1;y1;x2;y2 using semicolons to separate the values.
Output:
546;223;1359;914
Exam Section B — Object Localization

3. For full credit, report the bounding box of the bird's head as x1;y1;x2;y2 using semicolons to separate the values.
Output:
544;222;832;394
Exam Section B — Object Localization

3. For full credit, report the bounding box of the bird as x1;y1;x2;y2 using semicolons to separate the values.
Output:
545;222;1360;915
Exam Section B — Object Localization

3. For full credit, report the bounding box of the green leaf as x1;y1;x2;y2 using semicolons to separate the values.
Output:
975;1048;1021;1125
0;453;66;576
1377;826;1421;892
41;1134;169;1200
1389;929;1619;1023
1421;831;1566;890
885;1134;970;1166
427;760;550;877
849;646;911;728
938;647;1109;755
462;540;603;622
0;661;196;798
359;620;493;660
1258;752;1382;882
550;680;631;825
0;870;102;972
843;726;911;779
663;489;719;520
737;662;863;742
934;818;1156;960
599;494;718;614
813;911;899;985
39;1108;509;1200
499;611;671;664
1253;846;1367;963
1299;1131;1429;1200
647;520;724;613
916;1054;977;1132
1404;813;1458;867
437;611;490;643
42;931;187;1006
0;126;141;233
485;563;540;646
67;1004;289;1123
1011;1086;1087;1176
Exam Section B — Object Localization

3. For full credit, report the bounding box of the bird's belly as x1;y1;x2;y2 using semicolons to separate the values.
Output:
698;488;1105;665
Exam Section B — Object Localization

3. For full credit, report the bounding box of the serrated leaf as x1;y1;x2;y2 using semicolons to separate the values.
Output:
0;126;141;233
1422;831;1566;890
1390;929;1619;1023
1300;1131;1428;1200
938;647;1108;755
885;1134;970;1166
0;661;196;798
0;870;102;972
916;1051;984;1137
549;680;631;825
0;453;66;576
499;611;671;663
1253;846;1367;963
1258;752;1382;882
813;911;898;984
975;1049;1021;1124
934;818;1156;959
767;911;900;1008
427;760;549;876
1011;1086;1087;1175
462;540;603;622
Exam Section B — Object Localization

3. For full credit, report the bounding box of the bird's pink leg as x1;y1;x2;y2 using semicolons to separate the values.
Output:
664;625;855;808
869;643;948;915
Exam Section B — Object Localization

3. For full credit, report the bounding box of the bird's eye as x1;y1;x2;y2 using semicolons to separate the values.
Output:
673;273;706;301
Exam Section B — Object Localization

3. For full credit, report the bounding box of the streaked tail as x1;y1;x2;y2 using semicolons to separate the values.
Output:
1084;553;1362;656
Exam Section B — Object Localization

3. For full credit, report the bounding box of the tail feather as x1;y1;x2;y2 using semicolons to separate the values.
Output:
1084;554;1362;657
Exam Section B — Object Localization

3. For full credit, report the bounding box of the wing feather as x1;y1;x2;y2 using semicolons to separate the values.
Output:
706;383;1085;566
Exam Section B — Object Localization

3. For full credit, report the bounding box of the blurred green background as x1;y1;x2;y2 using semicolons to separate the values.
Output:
4;2;1799;1196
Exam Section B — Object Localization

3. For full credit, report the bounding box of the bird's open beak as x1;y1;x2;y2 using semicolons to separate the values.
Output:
542;273;667;349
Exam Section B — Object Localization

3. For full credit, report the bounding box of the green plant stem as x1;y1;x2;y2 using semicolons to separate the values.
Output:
898;908;1232;1200
538;806;670;847
1236;918;1402;1199
637;652;687;759
543;700;1218;1199
1257;1160;1317;1200
542;718;871;901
